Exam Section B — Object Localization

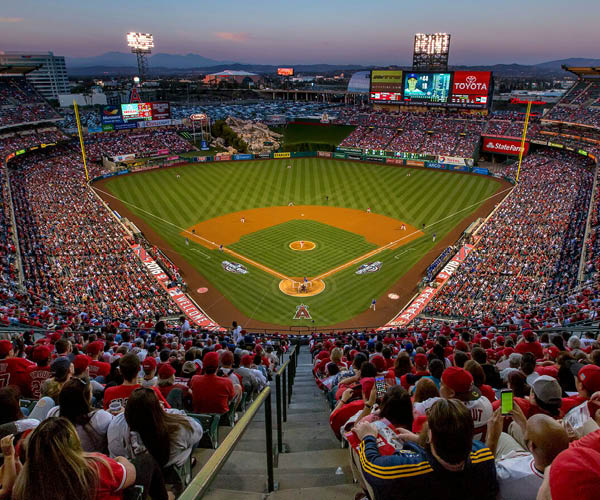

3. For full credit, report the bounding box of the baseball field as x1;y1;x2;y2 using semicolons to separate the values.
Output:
95;158;507;327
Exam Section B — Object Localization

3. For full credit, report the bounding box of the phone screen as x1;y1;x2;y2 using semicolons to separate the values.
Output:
375;376;386;398
501;390;513;414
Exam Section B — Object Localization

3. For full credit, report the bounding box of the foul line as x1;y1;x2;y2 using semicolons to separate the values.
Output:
93;184;513;285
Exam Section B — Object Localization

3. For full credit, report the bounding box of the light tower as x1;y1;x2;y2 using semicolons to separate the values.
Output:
413;33;451;71
126;32;154;82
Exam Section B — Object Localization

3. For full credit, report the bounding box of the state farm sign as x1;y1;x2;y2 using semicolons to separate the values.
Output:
453;71;491;94
482;137;529;156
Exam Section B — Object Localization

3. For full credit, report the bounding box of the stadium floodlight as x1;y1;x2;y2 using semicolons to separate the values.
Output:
126;32;154;82
413;33;451;71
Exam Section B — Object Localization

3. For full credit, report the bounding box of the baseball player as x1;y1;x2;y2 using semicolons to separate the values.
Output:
300;240;304;249
370;298;376;311
400;223;406;231
241;217;245;224
432;233;436;242
219;244;223;252
185;237;189;246
367;207;371;213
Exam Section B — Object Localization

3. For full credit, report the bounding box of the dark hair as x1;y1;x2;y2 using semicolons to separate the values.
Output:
428;399;474;465
359;362;377;379
326;362;340;377
379;386;413;429
119;353;141;381
352;353;367;370
394;352;413;378
413;378;440;403
428;359;444;380
471;347;487;365
55;339;69;354
520;353;536;376
0;386;23;425
125;388;193;467
507;371;530;398
454;351;469;368
464;360;485;387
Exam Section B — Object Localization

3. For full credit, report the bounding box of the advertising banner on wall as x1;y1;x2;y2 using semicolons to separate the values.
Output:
274;152;291;159
437;155;466;166
101;105;124;124
482;137;529;156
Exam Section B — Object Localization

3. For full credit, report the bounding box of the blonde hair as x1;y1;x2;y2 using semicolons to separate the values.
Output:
13;417;113;500
330;347;343;364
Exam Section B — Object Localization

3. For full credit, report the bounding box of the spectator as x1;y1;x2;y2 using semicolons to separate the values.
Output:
561;364;600;416
41;356;73;401
190;352;235;414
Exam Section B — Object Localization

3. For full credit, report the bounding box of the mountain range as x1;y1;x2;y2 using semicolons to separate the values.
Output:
65;53;600;77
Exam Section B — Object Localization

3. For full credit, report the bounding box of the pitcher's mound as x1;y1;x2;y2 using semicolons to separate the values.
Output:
289;240;316;251
279;277;325;296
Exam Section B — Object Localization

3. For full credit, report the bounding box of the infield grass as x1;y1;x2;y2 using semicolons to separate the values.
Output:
102;158;501;326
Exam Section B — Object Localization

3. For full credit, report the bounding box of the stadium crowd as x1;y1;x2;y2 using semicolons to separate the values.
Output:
0;78;60;128
312;322;600;500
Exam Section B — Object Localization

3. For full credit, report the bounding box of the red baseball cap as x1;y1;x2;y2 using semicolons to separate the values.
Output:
142;357;157;371
86;341;103;355
371;355;386;372
442;367;476;397
32;345;52;363
0;340;12;356
158;364;176;379
204;352;220;369
241;354;253;367
414;353;428;368
73;354;91;373
577;365;600;393
550;447;600;500
455;341;468;352
545;346;560;360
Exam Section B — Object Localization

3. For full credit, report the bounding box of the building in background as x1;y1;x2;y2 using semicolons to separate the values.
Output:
203;70;263;87
0;51;69;100
347;71;370;94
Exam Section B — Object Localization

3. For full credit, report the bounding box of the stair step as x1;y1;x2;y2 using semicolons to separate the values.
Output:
269;483;359;500
278;449;349;470
203;488;267;500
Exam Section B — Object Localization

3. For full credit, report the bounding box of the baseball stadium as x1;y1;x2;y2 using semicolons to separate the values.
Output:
1;5;600;500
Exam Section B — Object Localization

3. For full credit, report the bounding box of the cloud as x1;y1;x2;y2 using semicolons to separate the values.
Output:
215;32;251;42
0;17;24;23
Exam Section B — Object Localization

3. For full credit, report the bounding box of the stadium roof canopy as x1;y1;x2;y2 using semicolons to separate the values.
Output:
563;66;600;78
0;64;40;75
208;70;258;77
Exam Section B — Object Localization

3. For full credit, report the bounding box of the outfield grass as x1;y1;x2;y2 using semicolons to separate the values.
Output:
102;158;500;326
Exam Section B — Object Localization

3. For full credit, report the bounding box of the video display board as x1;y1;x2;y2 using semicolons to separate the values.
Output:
102;105;123;124
277;68;294;76
150;101;171;120
370;70;404;102
403;72;451;105
121;103;153;121
450;71;491;108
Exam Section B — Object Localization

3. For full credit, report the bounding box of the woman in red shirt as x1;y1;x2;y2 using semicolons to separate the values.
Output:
12;417;136;500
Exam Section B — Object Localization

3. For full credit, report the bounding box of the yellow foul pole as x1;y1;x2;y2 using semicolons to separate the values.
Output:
73;100;90;182
515;100;532;183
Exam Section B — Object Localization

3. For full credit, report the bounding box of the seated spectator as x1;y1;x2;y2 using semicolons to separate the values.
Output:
25;344;52;399
353;398;498;500
41;356;73;401
0;339;33;396
218;350;243;403
235;353;267;394
12;417;136;500
507;371;531;399
516;331;544;360
141;357;158;388
0;386;39;437
520;353;539;386
108;387;202;468
190;352;235;414
465;360;496;403
413;378;440;403
86;341;110;381
156;364;190;410
103;353;169;411
561;364;600;416
46;377;113;453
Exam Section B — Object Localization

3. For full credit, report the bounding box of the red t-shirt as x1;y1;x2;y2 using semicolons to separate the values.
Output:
480;384;497;403
25;365;52;399
561;396;588;417
89;360;111;379
329;400;364;440
90;453;128;500
0;357;35;395
516;342;544;359
190;374;235;414
103;384;170;410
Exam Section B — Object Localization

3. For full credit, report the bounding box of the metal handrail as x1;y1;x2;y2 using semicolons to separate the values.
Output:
179;386;274;499
274;344;298;453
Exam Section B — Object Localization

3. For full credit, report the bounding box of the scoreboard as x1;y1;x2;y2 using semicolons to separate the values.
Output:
368;70;492;109
121;103;152;121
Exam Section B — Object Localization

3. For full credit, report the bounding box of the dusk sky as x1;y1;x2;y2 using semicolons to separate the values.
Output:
1;0;599;65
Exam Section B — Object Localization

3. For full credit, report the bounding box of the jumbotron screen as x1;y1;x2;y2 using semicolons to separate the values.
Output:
277;68;294;76
121;103;152;121
370;70;403;102
403;72;451;104
450;71;492;108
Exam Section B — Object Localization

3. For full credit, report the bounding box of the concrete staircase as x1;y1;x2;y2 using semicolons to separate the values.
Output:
198;348;357;500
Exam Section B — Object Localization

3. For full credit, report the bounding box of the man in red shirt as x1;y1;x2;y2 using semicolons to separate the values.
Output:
103;353;169;410
190;351;234;414
0;339;34;395
86;341;110;380
25;344;53;398
515;330;544;359
561;364;600;417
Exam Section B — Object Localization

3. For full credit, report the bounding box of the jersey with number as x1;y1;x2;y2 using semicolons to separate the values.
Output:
0;357;35;394
25;365;52;398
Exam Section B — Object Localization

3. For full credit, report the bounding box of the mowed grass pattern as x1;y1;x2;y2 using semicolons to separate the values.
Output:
103;158;502;326
229;219;377;277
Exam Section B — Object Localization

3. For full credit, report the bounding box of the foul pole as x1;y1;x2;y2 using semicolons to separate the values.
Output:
515;100;532;183
73;100;90;182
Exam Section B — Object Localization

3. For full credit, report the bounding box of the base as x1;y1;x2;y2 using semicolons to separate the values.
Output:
279;277;325;296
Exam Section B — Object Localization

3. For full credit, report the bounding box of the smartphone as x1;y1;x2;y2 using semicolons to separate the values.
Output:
501;390;513;415
375;376;386;399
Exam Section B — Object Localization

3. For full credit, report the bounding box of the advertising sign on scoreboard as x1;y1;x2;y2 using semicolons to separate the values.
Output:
482;137;529;156
277;68;294;76
151;101;171;120
102;105;124;124
121;103;152;121
450;71;491;108
370;70;403;103
403;72;451;105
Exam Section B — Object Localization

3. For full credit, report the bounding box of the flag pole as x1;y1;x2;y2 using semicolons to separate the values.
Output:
73;100;90;182
516;100;532;183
